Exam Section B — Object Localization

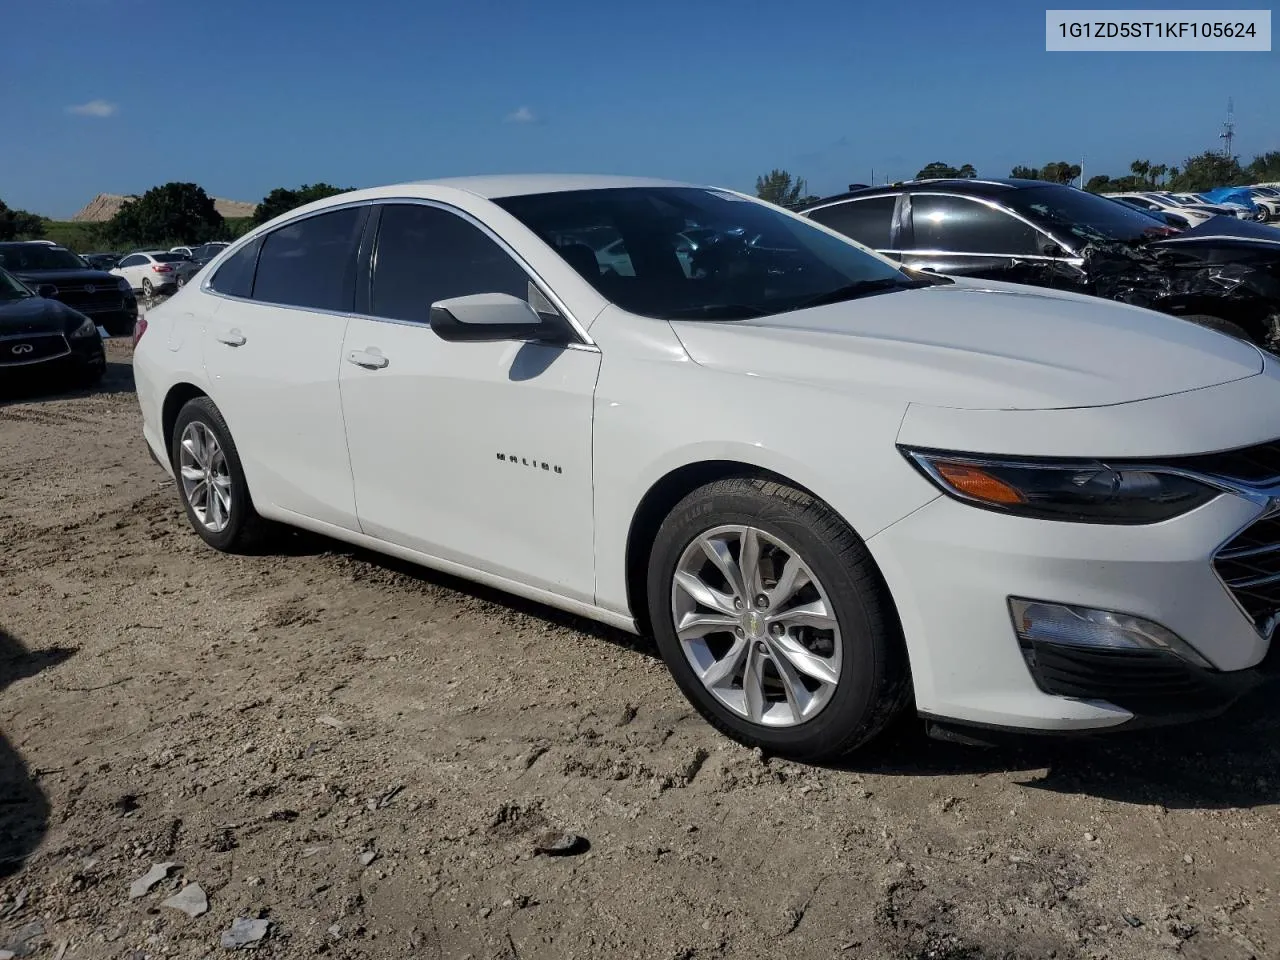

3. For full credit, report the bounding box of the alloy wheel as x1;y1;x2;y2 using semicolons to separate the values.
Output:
670;524;842;727
178;421;232;533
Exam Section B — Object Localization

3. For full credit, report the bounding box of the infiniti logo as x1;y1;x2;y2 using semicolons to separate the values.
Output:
11;343;33;355
84;284;96;294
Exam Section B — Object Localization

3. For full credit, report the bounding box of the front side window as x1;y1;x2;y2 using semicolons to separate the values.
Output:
208;237;262;299
1002;184;1176;245
252;207;366;311
368;204;533;324
494;187;918;321
0;268;32;301
909;195;1041;255
806;195;897;249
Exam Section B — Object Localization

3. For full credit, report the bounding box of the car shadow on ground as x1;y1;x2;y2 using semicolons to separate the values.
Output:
841;685;1280;811
0;628;75;878
0;360;134;407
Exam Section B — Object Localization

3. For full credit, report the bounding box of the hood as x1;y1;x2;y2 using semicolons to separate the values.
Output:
9;267;120;285
0;296;80;335
669;280;1263;411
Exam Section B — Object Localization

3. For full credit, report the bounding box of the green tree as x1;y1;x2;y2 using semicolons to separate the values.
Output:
1130;159;1153;188
1247;151;1280;183
753;169;808;206
1084;174;1112;193
1038;162;1082;185
253;183;354;225
105;182;224;247
1168;151;1247;193
0;200;47;241
914;161;976;180
1011;165;1042;180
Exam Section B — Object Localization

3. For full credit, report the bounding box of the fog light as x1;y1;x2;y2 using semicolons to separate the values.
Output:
1008;598;1213;669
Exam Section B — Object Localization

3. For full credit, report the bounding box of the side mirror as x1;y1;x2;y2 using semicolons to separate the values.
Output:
36;284;58;298
1039;238;1067;257
429;292;564;343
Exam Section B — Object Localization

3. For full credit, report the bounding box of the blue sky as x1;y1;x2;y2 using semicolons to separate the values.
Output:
2;0;1276;217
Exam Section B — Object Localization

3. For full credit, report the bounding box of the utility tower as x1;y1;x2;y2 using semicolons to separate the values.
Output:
1220;97;1235;158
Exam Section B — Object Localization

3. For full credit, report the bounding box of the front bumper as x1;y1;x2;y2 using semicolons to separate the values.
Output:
0;335;105;390
868;491;1275;731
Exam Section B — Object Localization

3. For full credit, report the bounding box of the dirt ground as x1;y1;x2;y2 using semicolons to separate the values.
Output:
1;339;1279;960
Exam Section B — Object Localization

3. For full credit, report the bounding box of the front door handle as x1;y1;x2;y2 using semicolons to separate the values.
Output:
347;349;389;370
216;329;247;347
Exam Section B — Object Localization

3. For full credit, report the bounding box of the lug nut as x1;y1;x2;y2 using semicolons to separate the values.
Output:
770;623;785;637
734;597;744;611
735;626;746;638
755;594;769;609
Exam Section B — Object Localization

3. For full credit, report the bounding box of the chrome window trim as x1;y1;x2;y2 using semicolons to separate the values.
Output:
801;194;897;217
893;248;1084;266
905;191;1081;258
201;197;597;348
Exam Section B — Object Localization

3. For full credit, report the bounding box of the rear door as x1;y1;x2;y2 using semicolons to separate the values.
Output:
200;205;368;530
804;195;902;259
338;201;600;600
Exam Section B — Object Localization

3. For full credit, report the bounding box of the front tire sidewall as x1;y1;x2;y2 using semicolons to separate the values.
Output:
169;398;258;552
647;482;901;760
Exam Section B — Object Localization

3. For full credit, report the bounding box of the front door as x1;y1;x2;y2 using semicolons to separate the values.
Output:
200;206;368;531
338;202;600;601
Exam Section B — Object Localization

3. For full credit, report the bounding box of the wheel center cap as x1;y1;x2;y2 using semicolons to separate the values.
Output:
744;611;765;636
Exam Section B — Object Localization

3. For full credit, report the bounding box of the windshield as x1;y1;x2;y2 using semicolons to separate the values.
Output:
1003;185;1178;246
493;187;918;320
0;267;32;301
0;244;90;271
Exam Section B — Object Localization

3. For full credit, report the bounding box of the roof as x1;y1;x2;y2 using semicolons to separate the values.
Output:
796;177;1065;212
407;173;699;199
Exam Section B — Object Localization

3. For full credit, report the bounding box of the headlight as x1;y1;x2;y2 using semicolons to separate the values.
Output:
117;277;132;292
901;448;1219;524
69;315;98;339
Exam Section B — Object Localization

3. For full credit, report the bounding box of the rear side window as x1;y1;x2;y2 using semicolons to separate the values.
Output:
253;207;367;311
909;194;1041;255
368;204;532;324
208;238;262;298
807;196;896;248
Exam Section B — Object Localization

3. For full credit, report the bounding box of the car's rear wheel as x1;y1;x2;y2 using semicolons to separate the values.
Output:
170;397;269;553
646;477;910;761
142;278;154;298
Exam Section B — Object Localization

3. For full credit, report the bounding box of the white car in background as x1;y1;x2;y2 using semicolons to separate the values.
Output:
132;175;1279;759
110;250;190;297
1106;192;1220;224
1169;193;1256;219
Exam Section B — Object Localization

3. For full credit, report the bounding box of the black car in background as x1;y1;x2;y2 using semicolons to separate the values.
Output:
0;242;138;338
83;252;122;270
798;178;1280;348
0;265;105;388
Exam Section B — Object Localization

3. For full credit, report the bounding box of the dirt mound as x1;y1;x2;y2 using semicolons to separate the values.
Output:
71;193;257;222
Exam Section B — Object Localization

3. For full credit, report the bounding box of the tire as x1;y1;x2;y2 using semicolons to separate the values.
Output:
142;278;154;298
1180;314;1252;342
646;476;910;761
169;396;270;553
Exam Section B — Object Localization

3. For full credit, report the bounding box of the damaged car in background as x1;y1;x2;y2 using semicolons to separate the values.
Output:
798;178;1280;349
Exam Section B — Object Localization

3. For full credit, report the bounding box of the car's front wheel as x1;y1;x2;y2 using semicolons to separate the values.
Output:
647;477;910;761
170;396;269;552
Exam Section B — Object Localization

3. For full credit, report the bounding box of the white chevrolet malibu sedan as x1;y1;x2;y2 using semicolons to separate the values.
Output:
133;175;1280;760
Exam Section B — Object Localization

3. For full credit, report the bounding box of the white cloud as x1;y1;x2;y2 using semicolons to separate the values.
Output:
66;99;118;118
504;106;538;124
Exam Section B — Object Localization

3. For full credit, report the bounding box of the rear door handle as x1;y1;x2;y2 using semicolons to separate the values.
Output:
347;349;389;370
216;329;246;347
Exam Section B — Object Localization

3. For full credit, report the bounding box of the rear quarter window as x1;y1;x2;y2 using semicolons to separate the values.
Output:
208;238;262;299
